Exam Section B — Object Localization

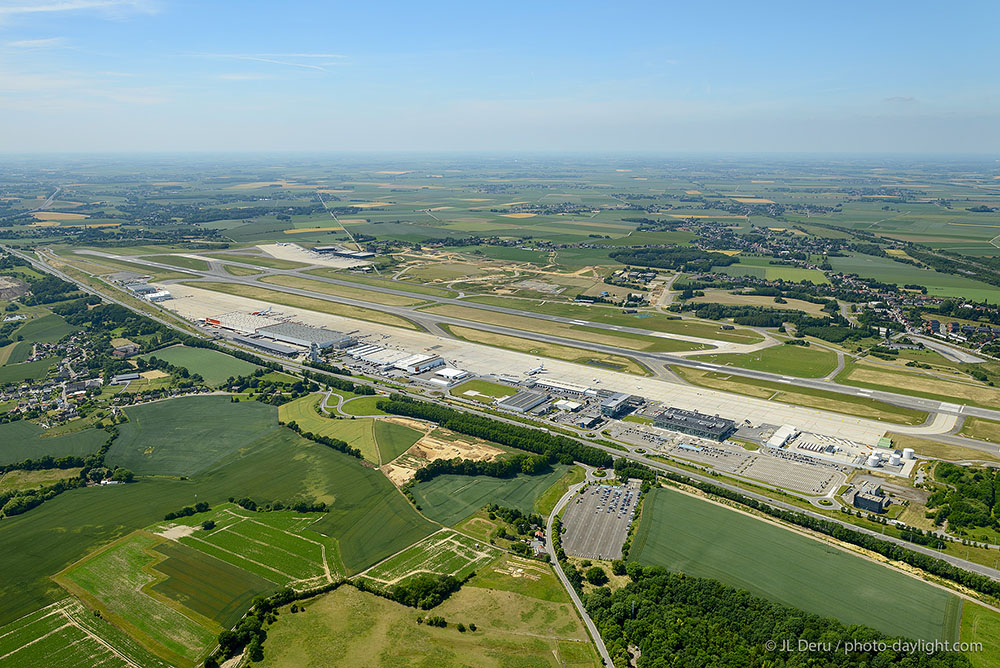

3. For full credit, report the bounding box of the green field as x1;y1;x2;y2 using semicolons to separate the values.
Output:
106;396;279;475
277;394;382;462
339;396;387;416
534;465;586;516
255;580;599;668
961;602;1000;668
631;487;962;642
13;313;76;344
373;420;423;462
174;504;343;585
362;529;500;587
711;255;830;284
412;466;570;526
0;425;433;626
56;532;218;666
0;598;173;668
145;255;210;271
688;343;840;378
0;421;108;465
0;356;57;385
449;379;516;403
830;253;999;303
140;344;261;386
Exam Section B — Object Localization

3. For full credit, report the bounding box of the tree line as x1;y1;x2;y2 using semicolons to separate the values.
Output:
375;395;613;468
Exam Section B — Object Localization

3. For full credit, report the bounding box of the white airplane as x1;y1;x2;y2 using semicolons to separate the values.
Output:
526;363;546;375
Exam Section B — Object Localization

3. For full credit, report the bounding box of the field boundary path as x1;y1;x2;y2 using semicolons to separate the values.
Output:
545;469;612;667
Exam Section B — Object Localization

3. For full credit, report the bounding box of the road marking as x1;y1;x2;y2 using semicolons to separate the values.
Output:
571;320;587;325
938;402;962;412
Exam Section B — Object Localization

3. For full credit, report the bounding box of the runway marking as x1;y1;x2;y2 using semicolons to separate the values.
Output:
938;402;962;412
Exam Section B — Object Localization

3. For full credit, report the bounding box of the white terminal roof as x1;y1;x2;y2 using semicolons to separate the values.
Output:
207;311;281;334
394;353;436;369
767;424;799;448
435;368;468;379
554;399;583;411
534;378;591;394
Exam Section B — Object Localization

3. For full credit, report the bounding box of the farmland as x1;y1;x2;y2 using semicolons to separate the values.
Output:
0;598;172;668
255;580;599;667
106;395;279;476
139;344;261;385
55;532;219;666
830;253;999;303
0;426;429;625
0;356;58;384
373;419;423;462
631;487;962;642
412;465;571;526
0;420;107;465
173;504;343;585
362;529;500;587
12;313;76;344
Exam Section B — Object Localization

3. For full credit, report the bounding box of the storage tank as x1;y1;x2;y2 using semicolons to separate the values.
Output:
867;453;882;467
889;453;902;466
903;448;915;460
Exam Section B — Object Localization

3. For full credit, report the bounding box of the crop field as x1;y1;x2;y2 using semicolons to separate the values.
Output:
0;420;107;465
830;253;999;303
373;419;423;462
412;465;570;526
631;487;962;642
0;426;426;625
139;344;260;385
710;256;830;284
0;467;82;493
173;504;341;586
106;395;278;475
55;532;218;666
13;313;76;344
688;343;840;378
0;356;57;384
278;394;382;462
0;598;172;668
961;603;1000;668
255;583;599;668
363;529;500;586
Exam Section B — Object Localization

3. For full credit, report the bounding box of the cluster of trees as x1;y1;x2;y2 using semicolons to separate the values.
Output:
673;301;870;342
375;395;613;468
302;365;376;396
608;247;738;272
612;457;656;484
389;574;462;609
487;504;544;535
412;453;552;484
927;462;1000;531
163;501;210;521
231;496;327;514
586;565;971;668
19;273;83;305
661;471;1000;601
282;420;362;459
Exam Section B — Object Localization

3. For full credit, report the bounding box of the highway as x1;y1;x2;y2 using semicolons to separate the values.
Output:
74;248;1000;430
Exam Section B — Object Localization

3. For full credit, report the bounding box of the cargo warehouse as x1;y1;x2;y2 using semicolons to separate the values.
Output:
255;322;354;350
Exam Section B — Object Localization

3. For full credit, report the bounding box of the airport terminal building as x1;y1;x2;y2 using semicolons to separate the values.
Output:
653;407;736;441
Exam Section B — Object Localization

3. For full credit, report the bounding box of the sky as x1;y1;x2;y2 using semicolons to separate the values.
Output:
0;0;997;154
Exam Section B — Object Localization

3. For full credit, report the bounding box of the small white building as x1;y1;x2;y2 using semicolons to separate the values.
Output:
766;424;798;449
146;290;172;302
435;368;470;382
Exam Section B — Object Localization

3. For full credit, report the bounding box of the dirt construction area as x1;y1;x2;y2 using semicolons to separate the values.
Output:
561;480;642;560
380;425;505;486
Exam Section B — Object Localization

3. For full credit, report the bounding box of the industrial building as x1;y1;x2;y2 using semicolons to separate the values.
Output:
392;353;443;374
233;335;299;357
766;425;798;449
848;481;890;514
256;322;354;350
496;390;549;413
146;290;172;302
653;407;736;441
553;399;583;412
313;246;376;259
600;392;633;418
435;368;469;382
530;378;594;399
124;282;157;295
205;311;282;335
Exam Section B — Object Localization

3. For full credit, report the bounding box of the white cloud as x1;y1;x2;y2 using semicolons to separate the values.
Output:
5;37;66;48
0;0;157;19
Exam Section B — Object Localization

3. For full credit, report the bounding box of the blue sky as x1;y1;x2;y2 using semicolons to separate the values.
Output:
0;0;996;153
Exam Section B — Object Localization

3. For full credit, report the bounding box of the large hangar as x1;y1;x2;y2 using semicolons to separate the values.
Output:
255;322;354;350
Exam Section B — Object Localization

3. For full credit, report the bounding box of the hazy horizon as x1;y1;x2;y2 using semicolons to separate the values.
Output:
0;0;997;154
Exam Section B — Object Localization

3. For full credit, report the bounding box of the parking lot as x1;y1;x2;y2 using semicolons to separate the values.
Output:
561;480;642;560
